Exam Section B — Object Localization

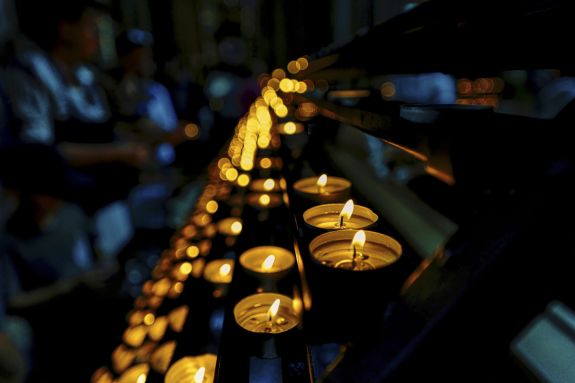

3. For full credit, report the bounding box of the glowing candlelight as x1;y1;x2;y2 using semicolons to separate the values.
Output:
217;218;243;236
316;174;327;193
234;293;300;334
267;298;281;330
309;230;402;271
194;367;205;383
137;374;146;383
339;199;354;228
231;221;242;234
259;194;271;206
165;354;216;383
293;175;351;203
351;230;366;269
263;179;275;191
283;122;297;134
239;246;295;291
203;259;234;290
219;263;231;277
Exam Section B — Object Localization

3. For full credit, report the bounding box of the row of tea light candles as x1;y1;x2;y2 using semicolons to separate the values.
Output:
201;173;402;336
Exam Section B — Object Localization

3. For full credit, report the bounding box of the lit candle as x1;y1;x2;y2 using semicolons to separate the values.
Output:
203;259;234;285
217;218;243;236
204;259;234;297
233;293;300;334
117;364;149;383
303;200;378;230
239;246;295;290
165;354;217;383
276;121;304;135
249;178;281;193
309;230;402;271
246;192;282;209
293;174;351;203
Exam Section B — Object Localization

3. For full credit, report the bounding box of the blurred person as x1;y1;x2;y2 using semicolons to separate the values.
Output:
108;28;194;167
2;0;152;213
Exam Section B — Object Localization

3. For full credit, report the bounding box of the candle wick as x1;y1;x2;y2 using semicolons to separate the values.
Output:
352;245;357;269
339;215;344;228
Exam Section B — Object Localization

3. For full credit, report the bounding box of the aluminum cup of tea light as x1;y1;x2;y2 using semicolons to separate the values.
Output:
239;246;295;291
303;199;378;232
293;174;351;204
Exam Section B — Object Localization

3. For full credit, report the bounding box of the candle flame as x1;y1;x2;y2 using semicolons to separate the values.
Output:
268;298;281;320
263;178;275;191
230;221;243;234
262;254;276;271
259;194;271;206
194;366;206;383
339;199;354;225
137;374;147;383
284;122;297;134
219;263;231;277
351;230;366;251
316;174;328;188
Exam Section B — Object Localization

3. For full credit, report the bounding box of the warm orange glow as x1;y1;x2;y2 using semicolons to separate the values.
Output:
339;199;354;225
267;78;280;90
381;82;396;99
274;104;288;118
179;262;192;275
194;367;206;383
173;282;184;294
143;313;155;326
137;374;146;383
258;194;271;206
283;122;297;134
316;174;327;190
287;60;301;74
236;173;250;187
219;263;232;277
205;200;218;214
186;245;200;258
296;82;308;93
263;179;275;191
168;306;189;333
262;254;276;271
297;57;309;70
184;123;200;139
230;221;243;234
225;167;238;181
268;298;281;320
351;230;366;252
271;68;286;79
279;78;294;92
259;158;272;169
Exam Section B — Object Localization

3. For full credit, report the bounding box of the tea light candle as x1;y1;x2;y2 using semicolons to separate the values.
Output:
293;174;351;203
203;259;234;284
233;293;300;334
309;230;402;271
246;192;282;209
117;363;149;383
239;246;295;290
276;121;304;135
249;178;281;193
217;218;243;236
165;353;217;383
303;199;378;230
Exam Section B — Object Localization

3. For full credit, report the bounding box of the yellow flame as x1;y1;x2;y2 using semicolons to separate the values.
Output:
268;298;281;320
137;373;147;383
339;200;354;223
351;230;366;251
262;255;276;271
205;200;218;214
230;221;243;234
316;174;327;188
259;194;271;206
283;122;296;134
143;313;155;326
194;366;205;383
237;174;250;187
263;179;275;191
219;263;231;277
